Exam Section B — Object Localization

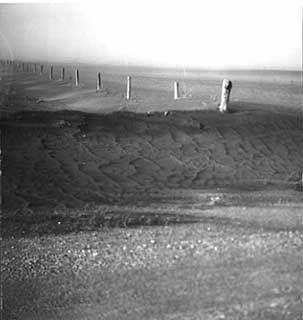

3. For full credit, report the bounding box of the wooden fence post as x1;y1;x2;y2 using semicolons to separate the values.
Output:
61;67;65;81
126;76;131;100
219;79;232;113
174;81;179;100
75;69;79;86
49;65;53;80
96;72;102;91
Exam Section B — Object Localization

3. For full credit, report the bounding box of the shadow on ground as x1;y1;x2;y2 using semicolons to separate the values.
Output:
3;209;203;238
4;201;303;238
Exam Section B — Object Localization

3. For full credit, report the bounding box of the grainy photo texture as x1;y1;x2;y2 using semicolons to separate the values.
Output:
1;1;303;319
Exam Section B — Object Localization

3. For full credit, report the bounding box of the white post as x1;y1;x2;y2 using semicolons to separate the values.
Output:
61;67;65;81
219;79;232;113
49;65;53;80
174;81;179;100
34;64;37;73
126;76;131;100
75;69;79;86
96;72;102;91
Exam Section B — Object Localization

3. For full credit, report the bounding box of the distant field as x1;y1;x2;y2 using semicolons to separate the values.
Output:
1;63;302;115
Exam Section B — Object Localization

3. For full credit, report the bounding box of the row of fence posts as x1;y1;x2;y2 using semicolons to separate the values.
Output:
2;58;300;120
1;60;233;112
1;59;303;191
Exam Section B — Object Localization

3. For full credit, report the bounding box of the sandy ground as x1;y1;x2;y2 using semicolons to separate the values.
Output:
1;62;303;319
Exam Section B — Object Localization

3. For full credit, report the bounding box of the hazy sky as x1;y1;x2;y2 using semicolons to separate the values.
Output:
0;0;302;69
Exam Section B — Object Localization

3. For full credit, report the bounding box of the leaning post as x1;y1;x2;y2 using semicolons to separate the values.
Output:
219;79;232;113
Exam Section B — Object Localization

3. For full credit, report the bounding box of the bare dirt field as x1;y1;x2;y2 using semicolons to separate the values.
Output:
1;62;303;319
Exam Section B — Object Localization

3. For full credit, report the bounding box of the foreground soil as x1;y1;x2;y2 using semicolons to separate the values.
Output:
3;203;303;320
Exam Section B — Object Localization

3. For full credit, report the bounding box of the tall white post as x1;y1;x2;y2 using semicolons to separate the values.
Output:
219;79;232;113
61;67;65;81
96;72;102;91
75;69;79;86
174;81;179;100
34;64;37;73
49;65;53;80
126;76;131;100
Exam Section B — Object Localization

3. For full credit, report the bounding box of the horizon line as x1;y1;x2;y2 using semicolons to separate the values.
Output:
2;58;302;73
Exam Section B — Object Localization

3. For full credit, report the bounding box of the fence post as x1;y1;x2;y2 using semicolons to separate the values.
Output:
75;69;79;86
49;65;53;80
34;64;37;73
96;72;102;91
61;67;65;81
126;76;131;100
219;79;232;113
174;81;179;100
40;65;43;75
